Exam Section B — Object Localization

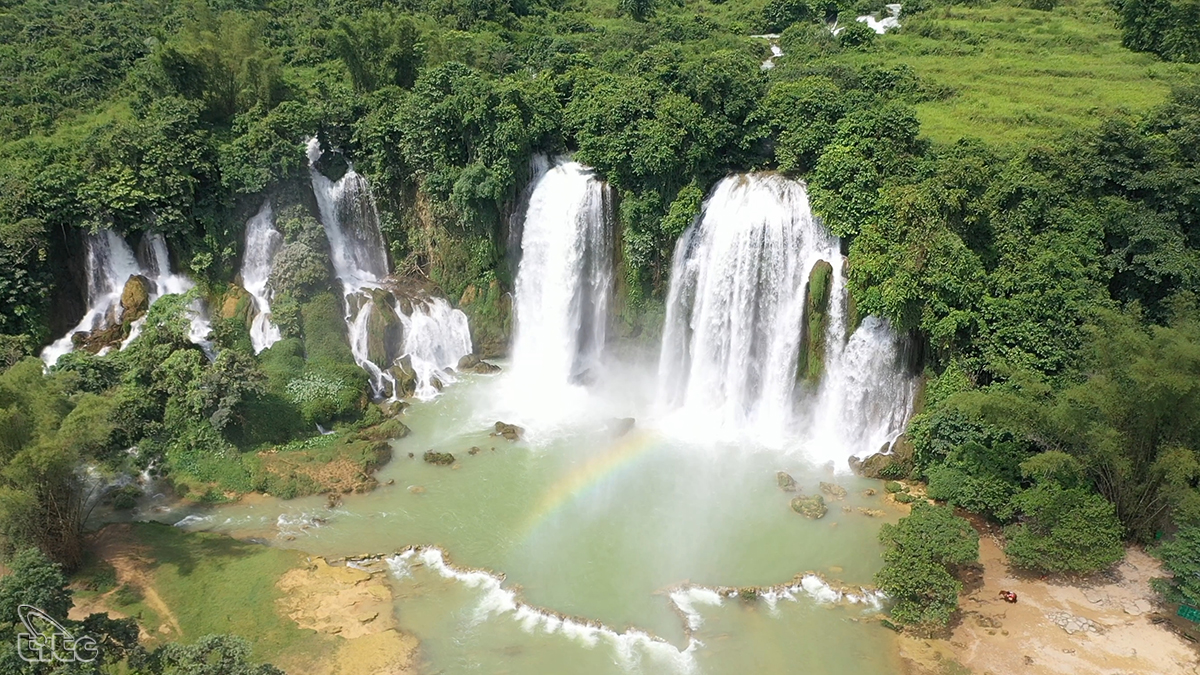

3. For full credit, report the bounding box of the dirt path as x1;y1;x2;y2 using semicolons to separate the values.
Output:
899;529;1200;675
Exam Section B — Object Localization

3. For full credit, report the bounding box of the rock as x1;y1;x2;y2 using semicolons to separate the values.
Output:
1082;588;1106;604
493;421;524;441
472;360;501;374
389;356;418;399
790;495;827;519
422;450;455;466
820;481;847;500
849;435;915;479
457;354;481;370
120;275;152;322
606;418;636;438
385;479;395;486
856;508;885;518
326;493;342;509
468;446;481;455
864;488;877;496
364;289;404;369
777;471;798;492
407;452;414;459
796;260;833;384
408;485;425;494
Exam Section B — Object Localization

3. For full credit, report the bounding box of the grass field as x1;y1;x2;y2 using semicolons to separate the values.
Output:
841;0;1200;147
75;523;333;669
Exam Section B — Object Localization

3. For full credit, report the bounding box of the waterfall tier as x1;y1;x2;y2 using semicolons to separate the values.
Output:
307;137;472;399
239;201;284;354
41;230;213;365
657;173;914;459
510;159;613;390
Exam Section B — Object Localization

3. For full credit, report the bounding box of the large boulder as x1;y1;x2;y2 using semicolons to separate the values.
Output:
820;481;848;500
364;289;404;369
120;275;153;324
388;356;418;399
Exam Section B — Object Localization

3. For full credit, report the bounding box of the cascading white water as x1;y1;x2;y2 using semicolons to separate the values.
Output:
402;297;474;400
239;201;284;353
658;175;837;435
307;138;388;289
307;137;471;399
510;160;613;389
658;174;915;460
41;230;142;366
138;233;214;358
42;230;215;365
801;314;916;464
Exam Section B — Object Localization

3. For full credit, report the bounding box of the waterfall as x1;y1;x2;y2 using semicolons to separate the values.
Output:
42;230;215;365
657;174;915;459
510;159;613;389
137;233;215;358
41;230;142;365
307;137;388;289
307;137;471;399
240;201;284;353
402;297;474;400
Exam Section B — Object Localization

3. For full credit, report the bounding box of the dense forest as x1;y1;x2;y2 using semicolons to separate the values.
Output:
1;0;1200;651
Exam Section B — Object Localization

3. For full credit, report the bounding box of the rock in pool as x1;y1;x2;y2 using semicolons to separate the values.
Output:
422;450;455;466
790;495;827;519
493;421;524;441
776;471;797;492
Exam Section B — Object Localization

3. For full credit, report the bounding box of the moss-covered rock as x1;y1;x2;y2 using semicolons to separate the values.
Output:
849;435;915;479
120;275;152;323
219;283;253;322
796;260;833;384
363;289;403;369
458;279;512;359
389;356;417;399
777;471;798;492
790;494;827;519
422;450;455;466
820;481;848;500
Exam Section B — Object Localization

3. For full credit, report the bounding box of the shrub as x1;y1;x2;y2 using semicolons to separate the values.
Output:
876;502;979;628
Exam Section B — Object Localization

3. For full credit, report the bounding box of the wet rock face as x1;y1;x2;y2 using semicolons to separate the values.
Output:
848;435;915;479
120;274;152;322
777;471;798;492
457;353;501;375
790;495;828;519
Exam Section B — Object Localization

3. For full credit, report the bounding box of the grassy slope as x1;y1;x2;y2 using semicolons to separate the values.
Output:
841;0;1200;147
78;523;333;668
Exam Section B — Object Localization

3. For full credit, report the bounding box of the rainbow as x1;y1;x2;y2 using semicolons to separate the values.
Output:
522;428;662;537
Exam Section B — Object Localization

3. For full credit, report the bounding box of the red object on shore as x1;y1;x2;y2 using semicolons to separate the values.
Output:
999;590;1018;603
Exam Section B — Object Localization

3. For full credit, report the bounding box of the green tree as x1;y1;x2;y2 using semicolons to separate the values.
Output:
1004;482;1125;574
876;502;979;628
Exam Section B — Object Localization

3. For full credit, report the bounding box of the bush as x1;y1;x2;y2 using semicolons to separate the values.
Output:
876;502;979;628
1004;483;1125;574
